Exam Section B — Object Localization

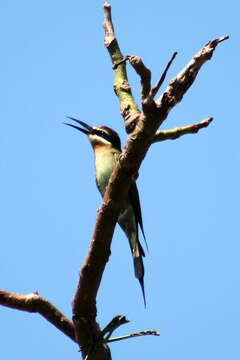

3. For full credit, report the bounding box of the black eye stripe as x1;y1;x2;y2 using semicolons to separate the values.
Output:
92;127;121;151
93;129;109;139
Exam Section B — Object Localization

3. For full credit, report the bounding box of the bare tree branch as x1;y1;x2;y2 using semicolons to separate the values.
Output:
155;36;229;126
153;117;213;143
71;4;228;358
103;1;141;133
1;3;228;360
0;289;76;342
128;55;151;100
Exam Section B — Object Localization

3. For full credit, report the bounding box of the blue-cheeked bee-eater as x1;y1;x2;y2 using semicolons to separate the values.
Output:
65;117;147;306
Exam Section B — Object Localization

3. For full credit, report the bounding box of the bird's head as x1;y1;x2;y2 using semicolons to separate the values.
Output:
65;116;121;151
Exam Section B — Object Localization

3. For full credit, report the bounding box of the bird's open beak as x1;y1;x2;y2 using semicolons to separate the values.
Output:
64;116;93;135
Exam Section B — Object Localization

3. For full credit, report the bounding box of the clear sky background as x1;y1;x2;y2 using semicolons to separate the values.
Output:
1;1;239;359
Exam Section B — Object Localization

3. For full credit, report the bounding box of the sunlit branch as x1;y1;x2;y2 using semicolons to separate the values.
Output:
153;117;213;142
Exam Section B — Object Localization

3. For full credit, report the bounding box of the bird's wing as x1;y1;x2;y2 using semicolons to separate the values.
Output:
128;182;148;252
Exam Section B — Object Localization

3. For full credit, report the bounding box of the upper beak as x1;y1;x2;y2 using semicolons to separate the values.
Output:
64;116;93;135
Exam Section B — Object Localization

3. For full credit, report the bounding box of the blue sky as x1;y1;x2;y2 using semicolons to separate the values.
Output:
1;1;239;359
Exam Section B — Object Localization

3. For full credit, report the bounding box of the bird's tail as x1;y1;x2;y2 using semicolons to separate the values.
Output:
134;258;146;307
117;205;146;306
133;242;146;307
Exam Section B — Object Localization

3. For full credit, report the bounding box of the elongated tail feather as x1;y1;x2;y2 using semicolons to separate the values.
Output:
134;254;146;307
116;179;147;306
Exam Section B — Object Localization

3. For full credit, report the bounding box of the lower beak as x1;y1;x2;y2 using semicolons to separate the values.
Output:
64;116;93;135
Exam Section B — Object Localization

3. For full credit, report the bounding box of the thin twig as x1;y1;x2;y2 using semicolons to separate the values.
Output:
101;315;129;340
153;117;213;142
149;52;177;100
107;330;160;344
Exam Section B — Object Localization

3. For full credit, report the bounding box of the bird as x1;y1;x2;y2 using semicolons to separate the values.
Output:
65;116;147;306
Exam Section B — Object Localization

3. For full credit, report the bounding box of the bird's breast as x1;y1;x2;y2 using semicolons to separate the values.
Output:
94;148;119;195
